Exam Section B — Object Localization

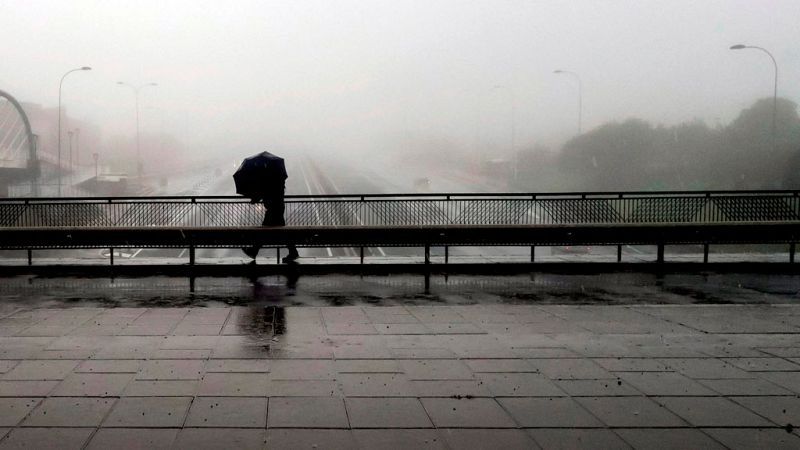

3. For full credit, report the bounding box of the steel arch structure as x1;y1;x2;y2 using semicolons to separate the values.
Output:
0;90;37;183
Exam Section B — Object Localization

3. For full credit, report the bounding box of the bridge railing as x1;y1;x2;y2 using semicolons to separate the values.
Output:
1;190;799;228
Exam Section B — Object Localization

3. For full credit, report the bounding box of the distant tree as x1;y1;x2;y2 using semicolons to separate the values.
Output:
556;97;800;191
724;97;800;188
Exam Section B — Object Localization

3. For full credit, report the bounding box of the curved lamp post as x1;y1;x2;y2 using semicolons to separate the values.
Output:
554;69;583;135
730;44;778;150
117;82;158;177
57;66;91;196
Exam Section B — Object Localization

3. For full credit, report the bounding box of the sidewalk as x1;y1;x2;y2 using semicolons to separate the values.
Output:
0;297;798;448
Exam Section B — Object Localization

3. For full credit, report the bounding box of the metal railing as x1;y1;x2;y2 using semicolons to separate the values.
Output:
1;190;799;228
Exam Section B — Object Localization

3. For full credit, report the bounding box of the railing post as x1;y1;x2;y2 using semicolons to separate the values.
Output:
276;247;280;264
110;247;114;266
27;249;32;266
657;244;664;263
189;246;195;265
703;244;709;263
424;244;430;265
790;243;795;263
360;246;364;264
530;246;535;263
445;246;449;264
617;245;622;262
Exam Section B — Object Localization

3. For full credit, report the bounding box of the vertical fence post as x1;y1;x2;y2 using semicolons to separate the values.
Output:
617;245;622;262
276;247;280;264
445;246;449;264
360;246;364;264
424;244;430;265
703;244;709;263
530;246;535;263
790;243;795;263
110;247;114;266
27;249;32;266
657;244;664;263
189;246;195;265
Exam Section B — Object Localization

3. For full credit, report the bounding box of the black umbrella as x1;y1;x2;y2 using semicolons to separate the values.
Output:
233;151;287;199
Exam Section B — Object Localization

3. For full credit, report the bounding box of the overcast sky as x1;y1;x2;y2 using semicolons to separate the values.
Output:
2;0;798;159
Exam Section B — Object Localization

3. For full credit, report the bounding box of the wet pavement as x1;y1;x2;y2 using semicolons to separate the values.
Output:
0;273;798;449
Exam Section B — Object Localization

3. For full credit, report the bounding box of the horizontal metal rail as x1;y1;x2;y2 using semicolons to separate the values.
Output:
2;223;798;249
1;191;800;228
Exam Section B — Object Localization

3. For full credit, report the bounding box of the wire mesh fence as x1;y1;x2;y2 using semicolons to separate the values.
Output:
1;191;798;228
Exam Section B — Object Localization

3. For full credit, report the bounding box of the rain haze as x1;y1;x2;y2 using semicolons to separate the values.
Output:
2;0;800;193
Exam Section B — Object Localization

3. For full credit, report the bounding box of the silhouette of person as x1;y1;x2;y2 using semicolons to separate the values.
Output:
243;179;299;263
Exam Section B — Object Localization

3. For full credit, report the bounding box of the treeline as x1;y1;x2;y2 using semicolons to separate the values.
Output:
517;97;800;192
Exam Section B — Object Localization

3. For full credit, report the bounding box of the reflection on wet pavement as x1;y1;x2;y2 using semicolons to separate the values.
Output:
0;273;798;448
0;272;798;309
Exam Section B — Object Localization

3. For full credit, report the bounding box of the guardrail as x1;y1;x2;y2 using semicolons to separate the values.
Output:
1;191;799;266
2;190;800;228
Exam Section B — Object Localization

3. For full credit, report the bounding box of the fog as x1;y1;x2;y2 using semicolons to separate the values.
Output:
2;0;799;191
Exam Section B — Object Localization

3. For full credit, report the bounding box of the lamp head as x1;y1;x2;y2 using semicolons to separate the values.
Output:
730;44;747;50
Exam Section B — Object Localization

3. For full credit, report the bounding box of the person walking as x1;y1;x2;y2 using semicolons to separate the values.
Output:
235;151;299;263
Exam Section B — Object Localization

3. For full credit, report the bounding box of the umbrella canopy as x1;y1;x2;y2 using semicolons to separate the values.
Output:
233;151;287;199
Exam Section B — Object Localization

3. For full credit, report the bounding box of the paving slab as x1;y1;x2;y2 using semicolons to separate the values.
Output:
345;397;433;428
0;277;798;446
184;397;267;427
86;428;179;450
614;428;725;450
0;427;94;450
420;398;516;428
175;428;267;450
267;397;349;428
528;429;630;450
703;428;800;450
0;399;40;427
498;397;603;427
441;429;539;450
353;429;446;449
102;396;192;427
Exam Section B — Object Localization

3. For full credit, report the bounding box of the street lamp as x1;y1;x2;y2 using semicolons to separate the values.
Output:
493;85;517;181
554;69;583;135
117;81;158;177
57;66;91;196
730;44;778;150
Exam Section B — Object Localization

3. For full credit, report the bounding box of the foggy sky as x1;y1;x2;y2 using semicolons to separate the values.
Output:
2;0;798;160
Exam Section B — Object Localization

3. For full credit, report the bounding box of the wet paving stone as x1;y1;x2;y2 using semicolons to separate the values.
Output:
0;294;796;447
184;397;267;428
175;428;267;450
266;429;355;450
499;397;603;427
615;428;726;450
0;399;40;427
21;397;114;427
102;396;192;428
353;429;446;449
267;397;349;428
441;429;538;450
86;428;179;450
528;429;630;450
0;427;94;450
51;373;134;397
575;396;687;427
345;397;433;428
420;398;516;428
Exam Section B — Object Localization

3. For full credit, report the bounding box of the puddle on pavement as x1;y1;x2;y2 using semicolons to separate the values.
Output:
0;272;798;308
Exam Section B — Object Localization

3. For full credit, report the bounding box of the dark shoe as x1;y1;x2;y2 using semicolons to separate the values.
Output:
242;247;259;259
282;254;299;264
